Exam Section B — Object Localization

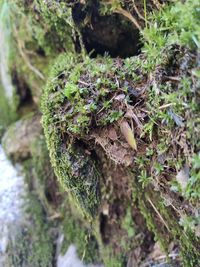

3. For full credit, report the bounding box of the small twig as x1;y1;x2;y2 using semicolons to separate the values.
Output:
78;80;90;86
51;70;69;82
13;27;45;80
141;252;179;267
153;0;162;10
131;0;146;22
115;8;142;30
158;103;176;109
165;76;181;82
147;197;170;232
144;0;147;28
155;252;179;261
97;94;117;115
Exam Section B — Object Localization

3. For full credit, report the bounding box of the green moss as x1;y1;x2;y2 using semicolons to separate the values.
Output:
93;220;126;267
15;0;74;55
183;153;200;201
136;184;200;266
142;0;200;71
60;203;100;264
42;124;101;217
156;199;200;267
2;0;75;109
41;52;147;217
5;141;56;266
121;207;136;239
29;134;101;264
102;249;126;267
41;52;145;136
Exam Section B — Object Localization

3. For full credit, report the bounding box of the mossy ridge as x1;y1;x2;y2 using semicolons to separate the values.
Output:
42;53;101;218
42;52;146;137
4;0;75;109
8;1;58;105
31;135;101;264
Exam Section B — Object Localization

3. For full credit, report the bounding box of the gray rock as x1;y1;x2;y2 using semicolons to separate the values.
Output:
2;114;42;161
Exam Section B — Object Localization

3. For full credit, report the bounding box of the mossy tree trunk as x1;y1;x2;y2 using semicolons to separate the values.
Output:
2;0;200;266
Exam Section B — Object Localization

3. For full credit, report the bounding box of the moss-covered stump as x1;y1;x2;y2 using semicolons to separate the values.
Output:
41;0;200;264
42;69;101;217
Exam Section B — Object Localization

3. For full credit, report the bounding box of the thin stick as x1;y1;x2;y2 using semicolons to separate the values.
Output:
147;197;170;232
13;27;45;80
132;0;146;22
144;0;147;28
115;8;142;30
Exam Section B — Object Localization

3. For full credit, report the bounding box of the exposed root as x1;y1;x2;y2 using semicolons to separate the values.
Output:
115;7;142;30
13;27;45;80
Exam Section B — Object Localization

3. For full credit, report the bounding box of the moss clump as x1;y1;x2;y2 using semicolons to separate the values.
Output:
42;52;146;136
42;54;102;218
30;135;101;264
41;51;148;216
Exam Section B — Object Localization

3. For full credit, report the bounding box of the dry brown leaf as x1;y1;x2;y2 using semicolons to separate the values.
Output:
108;128;118;141
120;120;137;150
114;94;126;101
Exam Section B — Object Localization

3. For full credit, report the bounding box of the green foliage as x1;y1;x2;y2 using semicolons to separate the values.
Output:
142;0;200;71
16;0;74;55
42;54;101;218
102;247;126;267
138;170;152;189
184;153;200;201
38;1;200;265
64;83;79;99
99;0;122;15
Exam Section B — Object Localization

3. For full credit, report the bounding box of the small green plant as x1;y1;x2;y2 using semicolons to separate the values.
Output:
64;83;78;99
184;153;200;201
138;170;152;188
106;110;123;123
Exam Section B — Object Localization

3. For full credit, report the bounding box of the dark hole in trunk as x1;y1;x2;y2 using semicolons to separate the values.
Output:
72;3;142;58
